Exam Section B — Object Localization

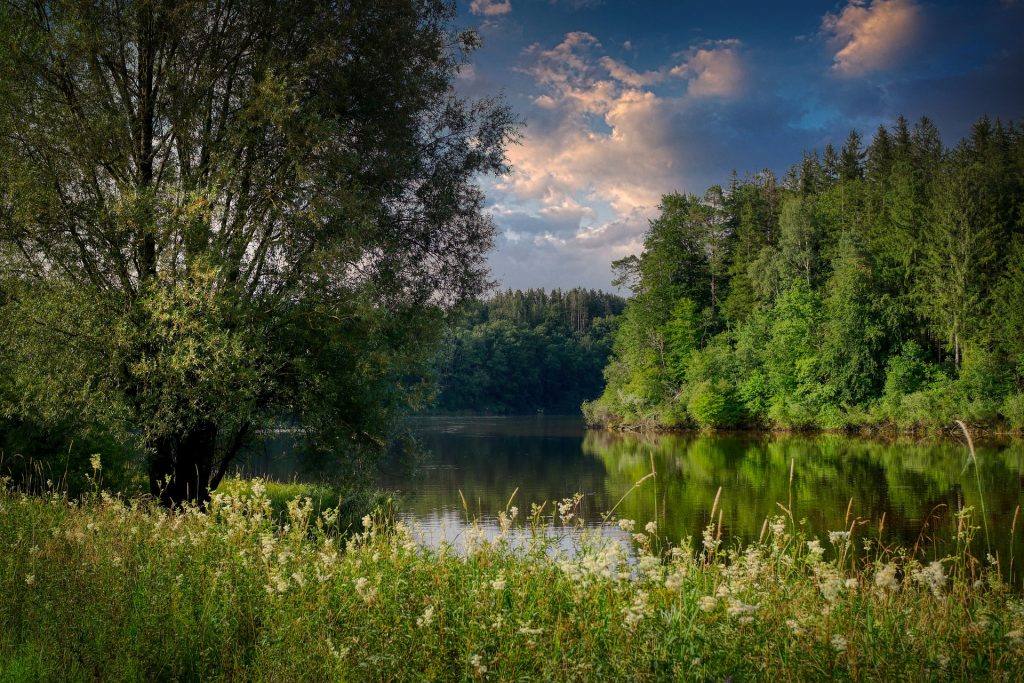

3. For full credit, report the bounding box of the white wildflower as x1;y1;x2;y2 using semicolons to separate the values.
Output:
806;539;824;563
518;623;543;636
726;598;757;621
698;596;718;612
701;524;719;553
622;590;649;628
497;507;517;534
470;654;487;675
618;519;636;533
816;566;845;603
557;494;583;525
874;563;898;591
831;634;848;653
828;530;851;547
89;454;102;471
355;576;378;604
490;576;507;591
637;555;661;581
24;574;35;586
645;521;657;535
911;561;946;598
664;568;687;591
417;605;435;628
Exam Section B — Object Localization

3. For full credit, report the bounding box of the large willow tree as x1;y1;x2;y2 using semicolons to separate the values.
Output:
0;0;515;503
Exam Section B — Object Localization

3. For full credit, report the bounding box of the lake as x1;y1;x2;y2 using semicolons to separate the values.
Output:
246;415;1024;576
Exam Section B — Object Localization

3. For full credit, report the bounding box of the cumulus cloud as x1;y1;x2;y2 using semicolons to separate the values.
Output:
484;32;760;288
599;56;665;87
822;0;922;75
506;34;749;222
670;40;745;98
470;0;511;17
508;32;680;217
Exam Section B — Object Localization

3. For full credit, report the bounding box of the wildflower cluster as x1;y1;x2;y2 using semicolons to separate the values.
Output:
0;483;1021;681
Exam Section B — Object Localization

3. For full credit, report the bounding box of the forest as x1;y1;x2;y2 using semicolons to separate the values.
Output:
431;288;624;414
584;115;1024;432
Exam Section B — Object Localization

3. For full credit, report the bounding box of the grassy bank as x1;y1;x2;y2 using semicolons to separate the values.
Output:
1;481;1022;681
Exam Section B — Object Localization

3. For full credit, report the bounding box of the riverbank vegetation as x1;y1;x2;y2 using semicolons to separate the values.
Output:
2;478;1022;681
585;116;1024;433
432;288;624;414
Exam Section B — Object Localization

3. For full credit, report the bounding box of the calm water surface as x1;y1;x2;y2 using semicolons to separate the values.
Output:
242;416;1024;574
381;416;1023;572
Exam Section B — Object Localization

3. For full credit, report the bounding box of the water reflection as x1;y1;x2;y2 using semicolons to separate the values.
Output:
239;416;1023;577
386;417;1023;577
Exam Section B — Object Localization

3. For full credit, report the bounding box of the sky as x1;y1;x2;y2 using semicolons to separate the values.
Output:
452;0;1024;292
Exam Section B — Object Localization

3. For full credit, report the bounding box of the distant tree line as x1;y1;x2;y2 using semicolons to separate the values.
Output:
431;288;625;414
585;115;1024;432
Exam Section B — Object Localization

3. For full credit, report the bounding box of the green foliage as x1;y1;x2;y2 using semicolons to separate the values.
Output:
2;482;1023;680
686;380;742;429
590;114;1024;433
1002;393;1024;431
433;289;624;414
0;0;518;502
883;341;933;398
664;298;699;382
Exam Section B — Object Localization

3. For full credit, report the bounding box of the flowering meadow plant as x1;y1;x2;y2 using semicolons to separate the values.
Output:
1;479;1022;681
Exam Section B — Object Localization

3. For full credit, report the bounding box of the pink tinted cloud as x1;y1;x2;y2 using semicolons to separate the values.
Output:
822;0;922;75
670;40;745;98
491;32;748;288
470;0;512;17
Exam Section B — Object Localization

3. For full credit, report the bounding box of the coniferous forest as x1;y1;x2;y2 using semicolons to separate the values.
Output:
584;115;1024;432
432;288;624;413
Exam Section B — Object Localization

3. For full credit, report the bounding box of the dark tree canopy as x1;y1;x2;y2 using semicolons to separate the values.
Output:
0;0;517;502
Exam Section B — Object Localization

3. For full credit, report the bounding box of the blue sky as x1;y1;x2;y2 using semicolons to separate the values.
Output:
454;0;1024;292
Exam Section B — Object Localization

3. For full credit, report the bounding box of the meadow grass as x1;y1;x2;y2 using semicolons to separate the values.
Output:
1;478;1022;681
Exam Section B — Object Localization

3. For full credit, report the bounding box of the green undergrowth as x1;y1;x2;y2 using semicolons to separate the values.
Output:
214;476;394;537
1;481;1022;681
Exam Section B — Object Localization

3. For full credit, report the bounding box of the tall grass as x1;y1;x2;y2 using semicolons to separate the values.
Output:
1;476;1022;681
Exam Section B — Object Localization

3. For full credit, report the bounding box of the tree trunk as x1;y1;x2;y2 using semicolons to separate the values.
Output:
148;422;218;507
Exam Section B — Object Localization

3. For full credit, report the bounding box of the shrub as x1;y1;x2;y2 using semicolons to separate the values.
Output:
687;381;743;429
1001;393;1024;431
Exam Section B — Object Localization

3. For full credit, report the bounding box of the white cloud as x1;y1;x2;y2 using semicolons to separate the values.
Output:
670;40;745;98
599;56;665;87
506;34;747;217
486;32;752;288
470;0;511;17
822;0;922;75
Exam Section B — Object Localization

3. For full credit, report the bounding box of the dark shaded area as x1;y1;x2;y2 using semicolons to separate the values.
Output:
430;288;625;414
